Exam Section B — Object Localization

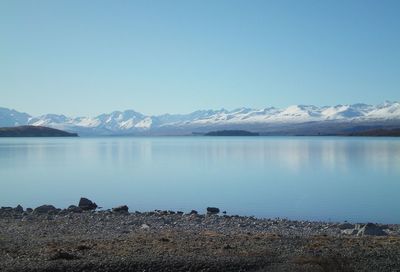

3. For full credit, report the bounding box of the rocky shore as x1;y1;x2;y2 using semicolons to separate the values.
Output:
1;198;400;271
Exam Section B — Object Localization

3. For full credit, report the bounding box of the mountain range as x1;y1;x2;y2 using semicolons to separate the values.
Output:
1;101;400;136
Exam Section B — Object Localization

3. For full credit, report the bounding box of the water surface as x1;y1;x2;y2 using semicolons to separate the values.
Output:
0;137;399;223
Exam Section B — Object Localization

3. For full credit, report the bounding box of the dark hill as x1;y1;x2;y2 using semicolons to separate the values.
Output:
346;128;400;137
0;126;78;137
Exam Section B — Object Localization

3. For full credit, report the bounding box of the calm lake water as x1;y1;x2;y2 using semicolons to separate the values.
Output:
0;137;399;223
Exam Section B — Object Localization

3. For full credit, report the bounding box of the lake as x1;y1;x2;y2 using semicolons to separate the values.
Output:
0;137;399;223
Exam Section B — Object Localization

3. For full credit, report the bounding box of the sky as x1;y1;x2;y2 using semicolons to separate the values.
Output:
1;0;399;117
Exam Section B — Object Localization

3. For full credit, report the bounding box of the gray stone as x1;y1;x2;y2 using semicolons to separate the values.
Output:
14;205;24;213
207;207;220;214
67;205;83;213
49;250;79;260
354;223;363;230
338;223;355;230
112;205;129;213
341;229;358;235
140;224;150;229
33;205;57;214
78;197;97;211
357;223;387;236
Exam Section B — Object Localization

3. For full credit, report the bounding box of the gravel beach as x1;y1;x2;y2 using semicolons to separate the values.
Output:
1;201;400;272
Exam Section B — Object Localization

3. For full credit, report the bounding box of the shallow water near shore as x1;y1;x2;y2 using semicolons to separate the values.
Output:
0;136;399;223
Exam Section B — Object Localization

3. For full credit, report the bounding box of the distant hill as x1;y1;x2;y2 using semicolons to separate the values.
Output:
0;126;78;137
346;128;400;137
204;130;259;136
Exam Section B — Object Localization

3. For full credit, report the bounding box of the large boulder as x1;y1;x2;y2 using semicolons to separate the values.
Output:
357;223;387;236
338;223;355;230
341;223;387;236
34;205;57;214
78;197;97;211
207;207;220;214
14;205;24;213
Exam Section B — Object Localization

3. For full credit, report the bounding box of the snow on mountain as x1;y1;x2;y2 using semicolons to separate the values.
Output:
365;101;400;119
94;110;145;131
265;105;321;122
320;104;372;120
74;117;102;128
29;114;71;127
134;117;153;129
1;102;399;135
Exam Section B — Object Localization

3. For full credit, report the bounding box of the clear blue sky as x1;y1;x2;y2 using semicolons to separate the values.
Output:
1;0;399;116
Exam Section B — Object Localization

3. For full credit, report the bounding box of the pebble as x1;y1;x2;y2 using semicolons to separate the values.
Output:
140;224;150;230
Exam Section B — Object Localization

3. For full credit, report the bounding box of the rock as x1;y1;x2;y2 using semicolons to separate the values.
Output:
207;207;220;214
33;205;57;214
357;223;387;236
162;218;172;225
14;205;24;213
78;197;97;211
338;223;355;230
26;208;33;213
57;209;68;216
223;244;233;250
140;224;150;230
67;205;83;213
76;244;92;251
341;229;358;235
112;205;129;213
49;250;79;260
189;210;198;215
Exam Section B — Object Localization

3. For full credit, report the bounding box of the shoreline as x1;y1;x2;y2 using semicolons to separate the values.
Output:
1;200;400;271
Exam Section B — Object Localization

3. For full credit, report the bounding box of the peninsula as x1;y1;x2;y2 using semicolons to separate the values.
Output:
0;126;78;137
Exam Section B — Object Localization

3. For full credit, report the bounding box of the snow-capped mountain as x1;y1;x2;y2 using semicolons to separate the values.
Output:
0;107;31;127
1;101;400;135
